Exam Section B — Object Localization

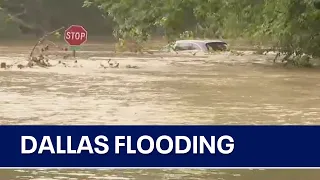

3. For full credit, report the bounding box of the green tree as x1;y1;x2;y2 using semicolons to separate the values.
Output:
0;0;114;37
0;11;21;38
315;0;320;9
85;0;320;66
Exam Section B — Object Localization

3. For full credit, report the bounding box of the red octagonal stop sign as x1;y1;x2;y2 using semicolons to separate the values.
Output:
64;25;88;46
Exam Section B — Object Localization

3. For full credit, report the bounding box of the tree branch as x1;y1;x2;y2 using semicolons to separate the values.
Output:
0;8;38;30
29;26;65;58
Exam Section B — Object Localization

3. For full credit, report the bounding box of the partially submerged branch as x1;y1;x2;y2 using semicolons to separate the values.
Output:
29;26;65;58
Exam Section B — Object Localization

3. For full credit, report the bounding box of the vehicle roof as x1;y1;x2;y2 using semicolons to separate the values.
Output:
175;39;227;44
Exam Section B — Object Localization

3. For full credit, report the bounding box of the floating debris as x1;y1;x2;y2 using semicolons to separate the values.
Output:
0;62;6;69
17;64;24;69
126;65;139;69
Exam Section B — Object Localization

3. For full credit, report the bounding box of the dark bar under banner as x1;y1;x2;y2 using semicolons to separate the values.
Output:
0;125;319;168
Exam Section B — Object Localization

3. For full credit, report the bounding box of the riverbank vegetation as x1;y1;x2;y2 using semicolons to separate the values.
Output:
1;0;320;67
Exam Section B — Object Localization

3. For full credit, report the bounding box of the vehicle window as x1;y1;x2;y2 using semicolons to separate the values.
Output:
206;42;227;51
175;43;194;51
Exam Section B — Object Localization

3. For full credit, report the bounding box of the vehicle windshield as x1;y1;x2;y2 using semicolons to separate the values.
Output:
206;42;227;51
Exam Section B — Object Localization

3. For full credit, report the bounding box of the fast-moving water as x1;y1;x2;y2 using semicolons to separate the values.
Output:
1;46;320;179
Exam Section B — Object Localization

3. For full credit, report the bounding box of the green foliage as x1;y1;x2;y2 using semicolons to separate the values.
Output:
1;0;320;67
53;32;61;39
84;0;198;43
0;0;112;37
0;11;21;38
85;0;320;66
314;0;320;9
179;31;194;39
257;0;320;64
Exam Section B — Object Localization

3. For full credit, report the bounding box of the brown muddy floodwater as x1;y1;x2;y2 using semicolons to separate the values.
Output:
1;45;320;179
